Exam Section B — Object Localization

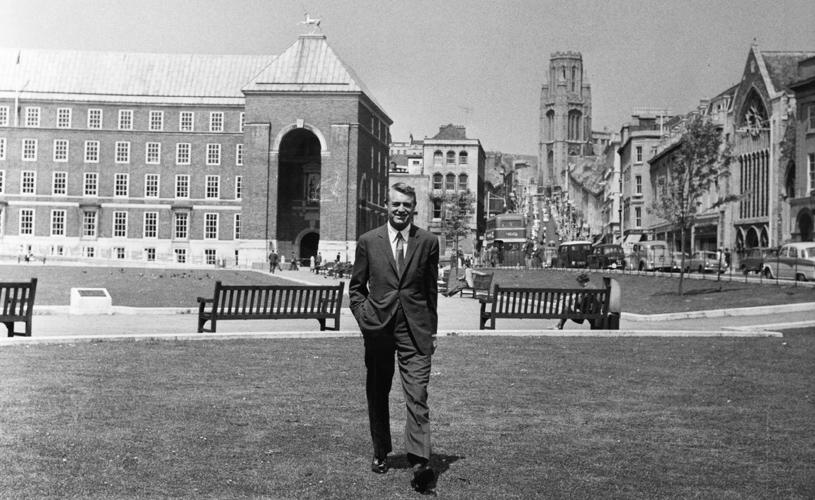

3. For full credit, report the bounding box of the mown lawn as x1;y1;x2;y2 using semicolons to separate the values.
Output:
1;332;813;498
4;264;815;314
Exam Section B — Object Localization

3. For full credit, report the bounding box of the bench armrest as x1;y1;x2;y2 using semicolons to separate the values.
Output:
196;297;213;304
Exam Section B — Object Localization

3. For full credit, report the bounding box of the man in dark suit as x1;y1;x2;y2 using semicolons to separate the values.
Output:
349;182;439;493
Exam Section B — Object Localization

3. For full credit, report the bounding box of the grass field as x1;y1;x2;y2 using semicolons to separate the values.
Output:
4;264;815;314
1;332;813;498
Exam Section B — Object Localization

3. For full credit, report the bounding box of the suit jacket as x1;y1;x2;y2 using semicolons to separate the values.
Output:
349;224;439;355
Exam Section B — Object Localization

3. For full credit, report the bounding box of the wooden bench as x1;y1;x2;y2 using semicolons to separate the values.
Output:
197;281;344;333
479;277;620;330
458;271;494;299
2;278;38;337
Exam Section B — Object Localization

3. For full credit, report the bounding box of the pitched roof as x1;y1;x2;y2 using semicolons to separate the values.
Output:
0;48;273;99
430;124;468;140
242;33;386;114
760;51;815;92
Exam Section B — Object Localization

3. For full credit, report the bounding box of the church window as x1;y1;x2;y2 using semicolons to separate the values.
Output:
546;111;555;141
571;67;576;92
567;110;582;141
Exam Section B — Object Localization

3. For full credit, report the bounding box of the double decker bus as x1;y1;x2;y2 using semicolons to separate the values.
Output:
485;214;526;267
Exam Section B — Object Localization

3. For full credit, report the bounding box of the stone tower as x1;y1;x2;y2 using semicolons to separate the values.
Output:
538;51;593;196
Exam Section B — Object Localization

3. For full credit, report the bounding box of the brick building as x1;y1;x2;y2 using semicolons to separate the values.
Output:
0;32;390;266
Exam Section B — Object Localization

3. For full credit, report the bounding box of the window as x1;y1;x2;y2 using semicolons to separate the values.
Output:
83;172;98;196
143;212;158;238
432;200;442;219
114;173;129;197
25;107;40;127
567;110;582;141
206;144;221;165
0;138;6;160
809;104;815;131
432;174;442;192
239;112;245;132
174;248;187;263
446;151;456;165
0;170;4;193
88;109;102;129
204;213;219;239
84;140;100;163
234;213;241;239
445;173;456;191
145;142;161;164
82;246;96;258
118;110;133;130
458;173;468;191
635;175;643;195
433;150;442;167
22;139;37;161
174;212;189;239
205;175;220;199
82;210;97;237
19;209;34;235
235;175;242;200
209;112;224;132
175;175;189;198
145;248;156;262
0;106;8;126
53;139;69;161
204;249;217;265
809;153;815;193
176;143;191;165
144;174;159;198
57;108;72;128
236;144;243;166
459;151;468;165
50;210;66;236
52;171;67;195
21;171;36;194
635;145;643;163
113;211;127;237
115;141;130;163
149;110;164;131
180;111;194;132
634;206;642;227
114;247;126;260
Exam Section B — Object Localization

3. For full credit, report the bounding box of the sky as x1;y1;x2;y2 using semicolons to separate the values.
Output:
1;0;814;155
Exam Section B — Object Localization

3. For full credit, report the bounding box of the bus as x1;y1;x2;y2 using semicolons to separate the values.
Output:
485;214;526;267
553;240;593;268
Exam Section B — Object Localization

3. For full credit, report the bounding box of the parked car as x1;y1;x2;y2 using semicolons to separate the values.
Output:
688;250;726;273
670;251;691;273
739;247;775;275
587;244;626;270
553;241;593;268
629;240;672;271
761;242;815;281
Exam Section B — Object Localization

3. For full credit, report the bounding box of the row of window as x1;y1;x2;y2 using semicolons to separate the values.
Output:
432;150;469;166
0;170;241;200
431;173;469;191
0;138;243;166
40;244;226;264
13;208;240;240
0;106;244;133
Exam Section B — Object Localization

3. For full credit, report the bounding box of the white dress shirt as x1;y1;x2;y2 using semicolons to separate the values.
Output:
387;223;411;261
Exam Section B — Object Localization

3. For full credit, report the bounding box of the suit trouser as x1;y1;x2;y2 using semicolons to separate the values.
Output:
364;304;432;462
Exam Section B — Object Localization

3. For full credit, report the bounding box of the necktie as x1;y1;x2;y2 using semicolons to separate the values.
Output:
395;232;405;275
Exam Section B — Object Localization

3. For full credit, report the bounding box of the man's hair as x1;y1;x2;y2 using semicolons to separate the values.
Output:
389;182;417;205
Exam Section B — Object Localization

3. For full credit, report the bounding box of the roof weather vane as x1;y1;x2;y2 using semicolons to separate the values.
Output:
300;12;321;33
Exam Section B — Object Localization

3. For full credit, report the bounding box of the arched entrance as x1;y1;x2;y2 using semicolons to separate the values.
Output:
277;128;321;261
797;210;813;241
299;231;319;262
745;226;759;248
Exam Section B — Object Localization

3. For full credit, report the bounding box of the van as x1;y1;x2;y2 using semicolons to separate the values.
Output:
553;241;593;268
630;240;671;271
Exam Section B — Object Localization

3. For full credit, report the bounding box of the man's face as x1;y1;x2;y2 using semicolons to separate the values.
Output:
388;189;415;231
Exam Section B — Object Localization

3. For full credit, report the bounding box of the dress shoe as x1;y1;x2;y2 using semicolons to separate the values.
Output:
410;464;435;492
371;456;388;474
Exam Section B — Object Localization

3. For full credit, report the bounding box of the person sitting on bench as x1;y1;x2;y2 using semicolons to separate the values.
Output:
556;272;599;329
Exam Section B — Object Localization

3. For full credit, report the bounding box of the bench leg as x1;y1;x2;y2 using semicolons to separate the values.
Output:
318;318;326;331
4;322;15;337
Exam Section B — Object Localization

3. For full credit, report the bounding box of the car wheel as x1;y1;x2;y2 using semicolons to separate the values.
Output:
796;273;807;282
763;267;773;279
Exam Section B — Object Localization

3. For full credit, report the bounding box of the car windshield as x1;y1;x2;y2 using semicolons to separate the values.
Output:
602;247;620;254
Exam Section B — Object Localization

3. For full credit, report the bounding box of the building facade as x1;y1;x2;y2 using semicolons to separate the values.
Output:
789;56;815;242
0;33;390;266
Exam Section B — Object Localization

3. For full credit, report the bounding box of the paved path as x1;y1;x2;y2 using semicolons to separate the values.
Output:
4;268;813;344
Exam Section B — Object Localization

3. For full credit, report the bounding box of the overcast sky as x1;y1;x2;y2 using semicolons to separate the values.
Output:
2;0;814;154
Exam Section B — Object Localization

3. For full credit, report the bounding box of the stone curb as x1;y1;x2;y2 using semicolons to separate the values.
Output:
621;302;815;322
0;328;782;347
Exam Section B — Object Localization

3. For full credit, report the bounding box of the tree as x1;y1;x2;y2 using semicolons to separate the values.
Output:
651;115;734;295
441;190;474;271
